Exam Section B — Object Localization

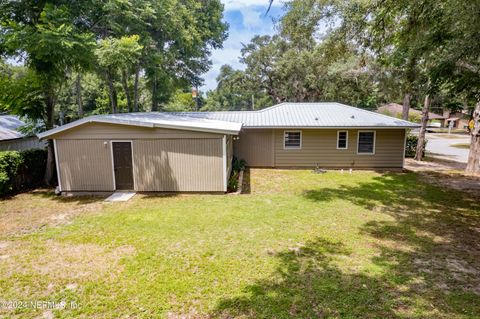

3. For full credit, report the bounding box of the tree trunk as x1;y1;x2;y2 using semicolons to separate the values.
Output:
466;101;480;175
121;69;132;112
402;92;411;121
133;65;140;112
414;94;430;161
76;73;84;117
151;73;158;111
106;70;118;113
44;90;56;186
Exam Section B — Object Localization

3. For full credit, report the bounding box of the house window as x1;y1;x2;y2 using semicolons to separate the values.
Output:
284;131;302;149
357;131;375;154
337;131;348;149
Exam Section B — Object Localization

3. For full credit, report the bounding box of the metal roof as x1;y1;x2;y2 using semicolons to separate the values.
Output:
174;102;420;128
39;102;418;139
0;115;26;141
38;112;243;139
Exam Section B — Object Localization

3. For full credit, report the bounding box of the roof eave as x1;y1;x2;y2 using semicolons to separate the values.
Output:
240;125;421;129
38;118;242;140
152;123;242;135
37;118;155;140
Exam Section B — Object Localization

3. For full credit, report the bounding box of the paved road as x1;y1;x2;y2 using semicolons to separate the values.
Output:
425;133;470;163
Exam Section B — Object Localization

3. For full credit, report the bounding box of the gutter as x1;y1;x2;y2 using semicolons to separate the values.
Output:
238;125;421;129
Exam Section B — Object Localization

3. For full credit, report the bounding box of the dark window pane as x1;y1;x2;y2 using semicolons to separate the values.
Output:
358;132;374;153
338;131;347;149
284;132;301;148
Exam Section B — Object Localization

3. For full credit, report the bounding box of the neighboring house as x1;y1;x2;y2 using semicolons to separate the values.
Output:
442;110;470;129
377;103;445;126
0;115;46;151
38;103;418;193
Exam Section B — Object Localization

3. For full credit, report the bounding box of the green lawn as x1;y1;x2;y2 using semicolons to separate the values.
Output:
1;169;479;318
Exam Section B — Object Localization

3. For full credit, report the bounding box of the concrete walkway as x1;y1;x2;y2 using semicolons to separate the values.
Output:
425;133;470;163
105;192;136;202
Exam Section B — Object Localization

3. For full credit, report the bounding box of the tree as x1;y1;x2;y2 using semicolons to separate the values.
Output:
164;90;197;112
466;103;480;174
95;35;143;113
415;95;430;161
204;65;272;111
0;2;95;184
143;0;228;110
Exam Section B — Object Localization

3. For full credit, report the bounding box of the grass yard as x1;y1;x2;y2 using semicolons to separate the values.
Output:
0;169;479;318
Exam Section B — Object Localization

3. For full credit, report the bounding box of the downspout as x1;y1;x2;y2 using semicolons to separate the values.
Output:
53;139;63;193
222;135;227;192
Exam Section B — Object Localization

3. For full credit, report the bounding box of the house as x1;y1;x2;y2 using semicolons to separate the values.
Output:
38;102;418;194
0;115;46;151
442;110;470;129
377;103;445;126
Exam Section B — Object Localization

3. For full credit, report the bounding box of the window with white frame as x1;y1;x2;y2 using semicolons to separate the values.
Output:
337;131;348;149
357;131;375;154
284;131;302;149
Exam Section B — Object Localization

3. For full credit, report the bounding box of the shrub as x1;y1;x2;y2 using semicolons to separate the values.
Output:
228;171;239;192
228;157;247;192
15;149;48;189
405;135;427;158
232;157;246;172
0;151;23;195
0;148;47;196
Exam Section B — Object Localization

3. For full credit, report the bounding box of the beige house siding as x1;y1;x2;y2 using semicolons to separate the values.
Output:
274;129;406;168
233;129;274;167
133;139;223;192
49;122;222;140
55;139;114;191
53;123;226;192
0;136;46;151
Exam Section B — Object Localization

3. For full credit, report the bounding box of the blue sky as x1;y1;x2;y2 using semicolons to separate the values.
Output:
201;0;285;91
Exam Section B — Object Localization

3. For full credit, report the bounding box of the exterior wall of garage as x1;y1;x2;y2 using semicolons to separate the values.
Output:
53;123;226;192
133;139;223;192
234;128;406;168
233;129;275;167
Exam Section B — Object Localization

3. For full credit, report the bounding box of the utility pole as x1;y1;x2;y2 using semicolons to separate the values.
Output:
251;94;255;110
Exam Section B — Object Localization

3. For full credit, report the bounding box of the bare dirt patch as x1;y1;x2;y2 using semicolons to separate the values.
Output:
0;239;135;281
0;189;104;237
405;159;480;196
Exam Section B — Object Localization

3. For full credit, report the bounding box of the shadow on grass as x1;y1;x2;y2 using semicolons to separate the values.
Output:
28;188;105;205
213;173;480;318
241;168;251;194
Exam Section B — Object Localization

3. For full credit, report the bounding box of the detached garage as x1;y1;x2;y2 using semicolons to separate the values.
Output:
38;114;241;193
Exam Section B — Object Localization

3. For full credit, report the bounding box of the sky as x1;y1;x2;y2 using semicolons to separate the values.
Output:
200;0;285;92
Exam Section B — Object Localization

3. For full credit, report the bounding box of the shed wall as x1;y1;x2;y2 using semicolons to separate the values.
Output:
54;124;225;192
56;139;114;191
133;139;223;192
50;122;222;140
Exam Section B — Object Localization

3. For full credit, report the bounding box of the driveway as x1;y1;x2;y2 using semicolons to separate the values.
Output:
425;133;470;163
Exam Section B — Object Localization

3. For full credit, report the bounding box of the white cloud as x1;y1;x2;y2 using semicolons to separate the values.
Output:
201;1;283;91
222;0;283;11
240;7;264;30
